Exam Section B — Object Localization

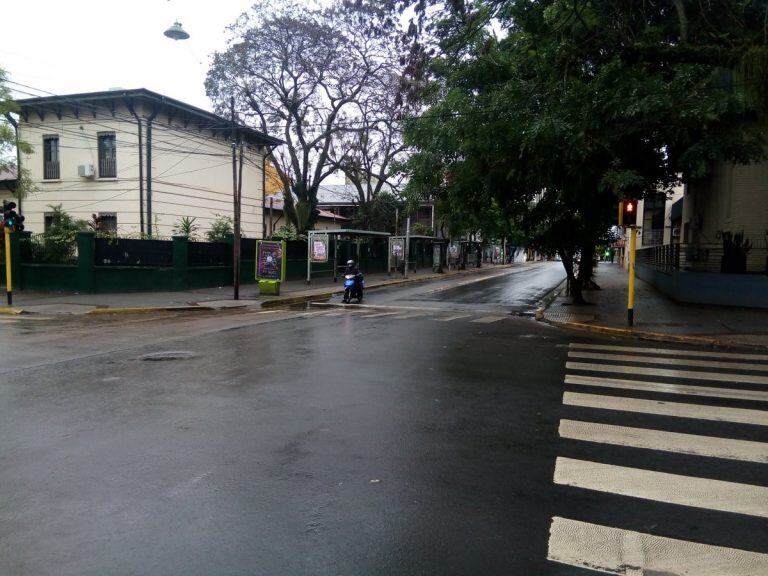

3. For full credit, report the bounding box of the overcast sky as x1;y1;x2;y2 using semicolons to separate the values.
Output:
1;0;249;111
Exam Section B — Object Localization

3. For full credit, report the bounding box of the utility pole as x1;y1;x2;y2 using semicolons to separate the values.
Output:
404;216;411;279
231;97;241;300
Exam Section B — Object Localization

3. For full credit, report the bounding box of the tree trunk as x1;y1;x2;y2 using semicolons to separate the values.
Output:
578;243;600;290
559;248;587;305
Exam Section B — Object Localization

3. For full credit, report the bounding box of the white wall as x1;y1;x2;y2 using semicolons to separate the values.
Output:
18;98;265;239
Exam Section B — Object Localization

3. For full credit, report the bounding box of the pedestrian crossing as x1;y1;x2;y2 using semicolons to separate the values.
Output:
300;307;510;324
548;342;768;575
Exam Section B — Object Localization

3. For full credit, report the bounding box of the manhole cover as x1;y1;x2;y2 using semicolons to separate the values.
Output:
139;351;197;361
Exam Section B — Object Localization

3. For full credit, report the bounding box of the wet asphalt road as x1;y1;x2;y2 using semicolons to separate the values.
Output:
1;262;767;575
357;261;565;313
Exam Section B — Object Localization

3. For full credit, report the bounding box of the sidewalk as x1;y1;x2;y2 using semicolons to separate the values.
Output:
0;264;514;316
540;262;768;350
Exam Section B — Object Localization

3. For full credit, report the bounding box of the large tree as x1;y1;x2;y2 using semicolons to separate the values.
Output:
206;1;406;234
403;0;768;302
0;67;33;201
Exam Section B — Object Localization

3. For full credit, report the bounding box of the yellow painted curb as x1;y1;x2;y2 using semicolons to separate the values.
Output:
0;306;24;315
87;305;215;315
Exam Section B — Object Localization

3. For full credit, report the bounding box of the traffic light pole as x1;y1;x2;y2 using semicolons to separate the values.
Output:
627;226;637;327
4;227;12;306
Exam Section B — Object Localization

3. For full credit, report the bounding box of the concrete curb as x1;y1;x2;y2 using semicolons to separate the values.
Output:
534;279;568;320
539;317;768;352
86;305;216;315
0;306;25;315
533;277;768;351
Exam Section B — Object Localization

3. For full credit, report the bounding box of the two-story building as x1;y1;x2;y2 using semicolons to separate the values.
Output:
11;89;281;237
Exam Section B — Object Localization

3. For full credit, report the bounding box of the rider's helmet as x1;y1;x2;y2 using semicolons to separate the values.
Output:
347;259;355;266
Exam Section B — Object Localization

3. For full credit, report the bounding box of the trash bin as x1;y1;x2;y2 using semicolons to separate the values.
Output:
259;279;281;295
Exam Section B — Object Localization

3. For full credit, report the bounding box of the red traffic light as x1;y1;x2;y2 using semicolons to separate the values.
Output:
621;199;638;227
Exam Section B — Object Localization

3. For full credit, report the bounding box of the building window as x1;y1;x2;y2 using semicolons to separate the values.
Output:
97;212;117;232
97;132;116;178
43;135;59;180
44;212;54;232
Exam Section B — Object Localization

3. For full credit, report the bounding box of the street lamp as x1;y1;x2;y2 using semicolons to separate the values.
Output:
163;21;190;40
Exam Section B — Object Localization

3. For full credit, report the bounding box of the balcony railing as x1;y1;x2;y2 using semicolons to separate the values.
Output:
43;161;60;180
99;158;116;178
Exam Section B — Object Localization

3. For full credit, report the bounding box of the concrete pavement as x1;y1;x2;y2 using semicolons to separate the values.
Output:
540;262;768;350
1;264;514;315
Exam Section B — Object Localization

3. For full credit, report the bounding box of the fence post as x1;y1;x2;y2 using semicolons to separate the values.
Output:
77;232;96;293
172;236;189;290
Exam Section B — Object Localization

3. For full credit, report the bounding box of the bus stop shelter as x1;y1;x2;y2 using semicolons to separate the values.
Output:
388;235;445;275
306;229;391;284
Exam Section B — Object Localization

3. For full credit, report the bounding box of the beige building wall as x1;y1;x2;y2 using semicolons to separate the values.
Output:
18;99;265;238
684;161;768;271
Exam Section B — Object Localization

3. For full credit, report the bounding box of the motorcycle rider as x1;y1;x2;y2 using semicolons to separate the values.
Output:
344;259;359;276
343;259;363;302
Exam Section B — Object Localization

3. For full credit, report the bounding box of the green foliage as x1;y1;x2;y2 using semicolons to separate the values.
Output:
403;0;768;300
35;204;87;264
206;215;233;243
411;222;433;236
0;67;34;200
173;216;199;240
273;223;300;240
353;191;398;232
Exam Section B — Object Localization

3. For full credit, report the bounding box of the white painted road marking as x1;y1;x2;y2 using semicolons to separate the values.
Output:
435;314;472;322
566;361;768;385
559;419;768;463
548;516;768;576
470;315;507;324
569;342;768;362
358;312;399;318
564;374;768;402
563;391;768;427
568;350;768;373
553;457;768;518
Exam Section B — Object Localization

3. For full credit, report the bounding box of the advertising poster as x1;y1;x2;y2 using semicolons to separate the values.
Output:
311;234;329;262
389;238;405;270
257;241;285;281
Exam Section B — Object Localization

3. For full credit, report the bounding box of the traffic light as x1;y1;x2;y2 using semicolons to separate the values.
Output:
2;200;24;232
621;198;638;227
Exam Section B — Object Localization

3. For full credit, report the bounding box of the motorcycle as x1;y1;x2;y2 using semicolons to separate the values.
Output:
342;273;364;304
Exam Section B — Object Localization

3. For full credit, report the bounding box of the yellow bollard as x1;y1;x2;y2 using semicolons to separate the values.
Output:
627;227;636;326
4;227;12;306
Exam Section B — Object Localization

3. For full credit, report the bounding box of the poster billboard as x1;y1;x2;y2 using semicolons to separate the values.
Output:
311;234;329;263
257;240;286;281
388;237;405;271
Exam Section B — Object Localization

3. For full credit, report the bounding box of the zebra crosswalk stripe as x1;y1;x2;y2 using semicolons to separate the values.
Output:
548;517;768;576
566;361;768;385
569;342;768;362
551;342;768;572
564;373;768;402
568;350;768;372
559;419;768;463
553;456;768;518
563;391;768;426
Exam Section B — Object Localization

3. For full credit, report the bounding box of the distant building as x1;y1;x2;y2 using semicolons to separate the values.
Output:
263;196;348;234
13;89;281;237
635;162;768;308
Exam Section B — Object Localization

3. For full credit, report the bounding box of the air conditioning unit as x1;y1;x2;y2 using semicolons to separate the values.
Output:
78;164;95;178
